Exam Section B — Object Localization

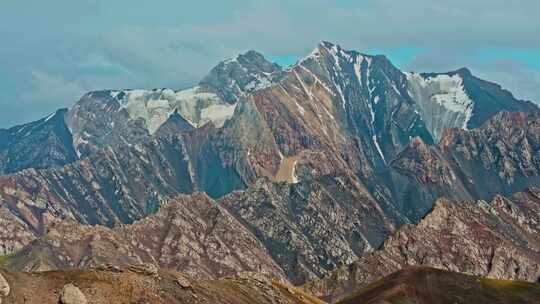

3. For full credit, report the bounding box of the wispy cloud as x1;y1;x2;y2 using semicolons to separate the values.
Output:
0;0;539;126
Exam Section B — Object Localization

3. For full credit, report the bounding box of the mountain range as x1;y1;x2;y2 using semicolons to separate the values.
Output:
0;41;539;303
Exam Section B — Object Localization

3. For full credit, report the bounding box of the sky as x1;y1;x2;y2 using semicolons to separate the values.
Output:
1;0;539;127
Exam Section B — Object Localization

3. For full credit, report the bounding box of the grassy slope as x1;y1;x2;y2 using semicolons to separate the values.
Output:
338;266;540;304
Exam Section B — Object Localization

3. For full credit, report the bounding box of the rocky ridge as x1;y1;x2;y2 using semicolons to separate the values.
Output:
2;193;286;281
338;266;540;304
305;188;540;301
1;175;394;286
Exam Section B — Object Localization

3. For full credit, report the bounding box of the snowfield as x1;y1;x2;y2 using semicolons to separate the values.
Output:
115;86;231;133
406;72;473;142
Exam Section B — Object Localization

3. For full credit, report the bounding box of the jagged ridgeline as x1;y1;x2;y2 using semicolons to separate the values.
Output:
0;42;539;302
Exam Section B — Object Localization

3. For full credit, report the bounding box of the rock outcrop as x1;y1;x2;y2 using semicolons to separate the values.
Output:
0;109;77;175
222;175;395;284
0;272;9;298
385;111;540;222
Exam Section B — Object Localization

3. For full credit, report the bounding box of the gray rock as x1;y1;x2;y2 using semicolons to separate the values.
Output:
60;284;87;304
128;263;159;276
174;274;191;289
0;273;9;297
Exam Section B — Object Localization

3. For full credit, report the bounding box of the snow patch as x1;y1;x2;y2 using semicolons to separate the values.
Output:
296;103;306;116
354;60;363;87
293;70;314;100
372;135;386;164
200;103;237;128
407;72;474;141
335;83;346;110
110;91;121;99
118;86;235;133
244;74;273;92
329;45;342;72
44;112;56;122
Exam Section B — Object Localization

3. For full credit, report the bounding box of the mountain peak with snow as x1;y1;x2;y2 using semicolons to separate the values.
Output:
198;49;284;104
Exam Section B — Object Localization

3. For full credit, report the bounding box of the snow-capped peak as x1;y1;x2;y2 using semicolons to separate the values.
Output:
115;87;236;134
301;41;374;67
198;50;283;103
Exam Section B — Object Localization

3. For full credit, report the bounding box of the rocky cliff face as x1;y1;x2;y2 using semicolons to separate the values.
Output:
1;175;396;286
384;111;540;222
222;175;396;285
407;68;537;142
3;193;286;281
199;50;285;104
0;126;256;255
306;188;540;301
0;109;77;175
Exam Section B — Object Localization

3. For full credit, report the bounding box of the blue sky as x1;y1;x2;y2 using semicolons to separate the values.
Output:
1;0;539;127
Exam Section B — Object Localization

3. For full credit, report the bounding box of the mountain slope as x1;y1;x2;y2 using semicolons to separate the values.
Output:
0;266;324;304
0;124;259;255
337;267;540;304
2;69;540;285
0;109;77;175
306;188;540;301
2;193;286;281
384;111;540;221
1;175;397;286
407;68;537;142
221;175;396;284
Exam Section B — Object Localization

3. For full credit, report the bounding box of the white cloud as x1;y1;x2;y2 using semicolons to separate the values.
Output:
1;0;539;126
21;70;87;108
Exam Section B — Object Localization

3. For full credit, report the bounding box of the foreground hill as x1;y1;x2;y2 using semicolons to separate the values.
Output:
0;266;324;304
338;267;540;304
0;266;537;304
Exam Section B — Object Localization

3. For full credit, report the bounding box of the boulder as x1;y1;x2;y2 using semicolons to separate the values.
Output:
60;284;87;304
174;274;191;289
0;273;9;297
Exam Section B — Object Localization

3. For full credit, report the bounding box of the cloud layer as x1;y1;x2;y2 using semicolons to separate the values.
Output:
1;0;539;127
